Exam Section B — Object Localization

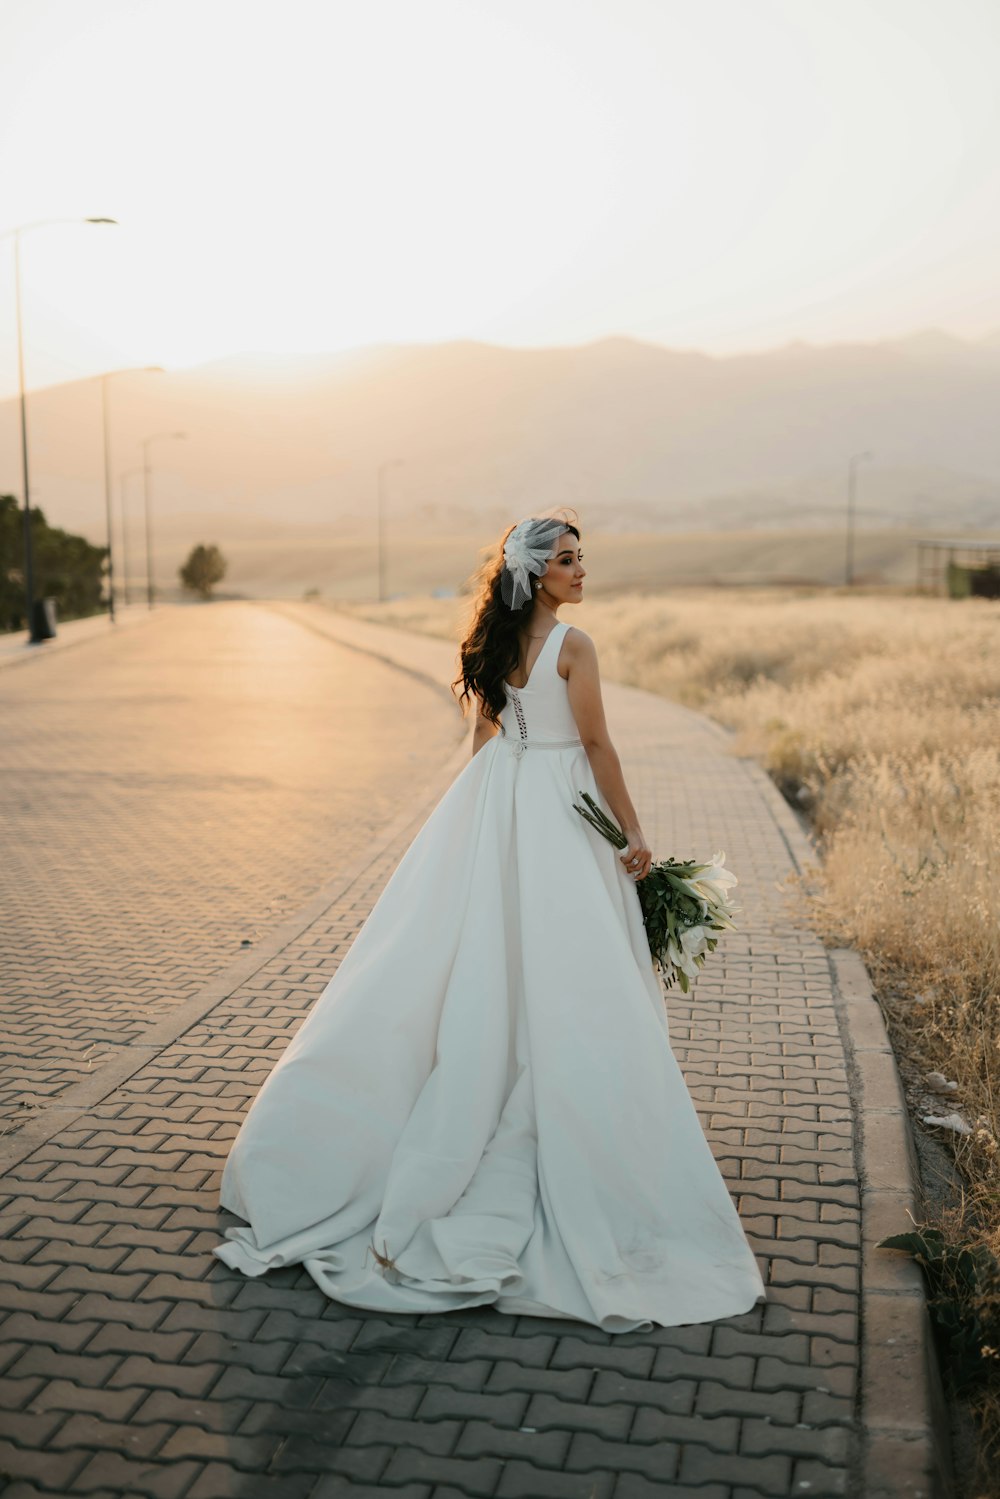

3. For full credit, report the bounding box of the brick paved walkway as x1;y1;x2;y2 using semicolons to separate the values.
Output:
0;603;460;1134
0;601;861;1498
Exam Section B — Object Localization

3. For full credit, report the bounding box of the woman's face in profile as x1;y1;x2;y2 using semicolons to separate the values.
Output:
539;532;586;605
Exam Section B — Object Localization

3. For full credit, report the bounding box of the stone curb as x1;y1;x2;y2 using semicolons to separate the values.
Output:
691;731;952;1499
585;657;953;1499
829;947;954;1499
263;599;462;711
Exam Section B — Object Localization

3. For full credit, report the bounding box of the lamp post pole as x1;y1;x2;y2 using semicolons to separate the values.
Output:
140;431;187;608
12;231;33;631
845;449;874;587
119;466;145;606
377;459;403;604
1;216;118;639
100;365;163;623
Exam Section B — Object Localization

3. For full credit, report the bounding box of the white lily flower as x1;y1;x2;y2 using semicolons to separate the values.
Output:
689;853;739;912
667;935;701;980
680;924;708;956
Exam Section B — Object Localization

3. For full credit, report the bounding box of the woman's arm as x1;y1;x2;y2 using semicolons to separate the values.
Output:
472;697;500;758
563;628;653;880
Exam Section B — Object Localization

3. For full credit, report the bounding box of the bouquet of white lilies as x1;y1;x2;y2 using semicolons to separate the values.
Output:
572;791;740;991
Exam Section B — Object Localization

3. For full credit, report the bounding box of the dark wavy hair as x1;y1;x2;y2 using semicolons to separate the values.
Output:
453;514;581;727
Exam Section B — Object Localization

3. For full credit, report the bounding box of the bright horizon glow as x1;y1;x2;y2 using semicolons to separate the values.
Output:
0;0;998;401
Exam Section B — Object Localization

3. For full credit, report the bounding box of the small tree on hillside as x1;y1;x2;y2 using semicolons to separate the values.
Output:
179;543;227;601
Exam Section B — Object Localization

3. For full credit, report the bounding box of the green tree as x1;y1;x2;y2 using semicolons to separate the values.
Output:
179;543;227;600
0;493;107;632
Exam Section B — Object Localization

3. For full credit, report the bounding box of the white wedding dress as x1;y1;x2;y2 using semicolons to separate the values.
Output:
212;620;766;1331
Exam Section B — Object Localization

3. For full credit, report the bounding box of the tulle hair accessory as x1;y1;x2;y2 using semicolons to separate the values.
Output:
500;517;568;610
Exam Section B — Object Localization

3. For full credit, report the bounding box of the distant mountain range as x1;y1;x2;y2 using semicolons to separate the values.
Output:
1;328;998;559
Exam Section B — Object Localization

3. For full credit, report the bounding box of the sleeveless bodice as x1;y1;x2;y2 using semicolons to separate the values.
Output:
498;620;582;751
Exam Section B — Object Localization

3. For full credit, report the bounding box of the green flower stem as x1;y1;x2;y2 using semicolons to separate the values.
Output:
572;805;628;849
583;797;629;846
573;793;628;849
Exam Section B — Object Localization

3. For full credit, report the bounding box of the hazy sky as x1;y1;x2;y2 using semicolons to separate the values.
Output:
0;0;998;399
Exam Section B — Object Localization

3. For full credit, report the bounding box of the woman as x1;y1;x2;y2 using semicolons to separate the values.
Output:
212;512;765;1332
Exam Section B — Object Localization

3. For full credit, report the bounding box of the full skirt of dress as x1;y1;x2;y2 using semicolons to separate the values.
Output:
212;733;766;1332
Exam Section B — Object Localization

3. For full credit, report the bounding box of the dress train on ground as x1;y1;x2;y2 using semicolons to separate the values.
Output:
212;620;766;1331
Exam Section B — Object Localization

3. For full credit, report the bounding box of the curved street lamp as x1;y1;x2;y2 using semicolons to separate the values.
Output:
0;216;119;640
845;450;875;587
140;431;187;608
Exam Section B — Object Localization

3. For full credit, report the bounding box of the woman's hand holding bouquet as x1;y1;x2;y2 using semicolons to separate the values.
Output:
573;790;739;992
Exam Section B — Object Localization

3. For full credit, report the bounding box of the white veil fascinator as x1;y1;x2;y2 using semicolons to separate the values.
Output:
500;515;571;610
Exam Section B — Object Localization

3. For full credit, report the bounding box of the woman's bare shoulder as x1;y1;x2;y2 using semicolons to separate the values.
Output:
558;624;598;676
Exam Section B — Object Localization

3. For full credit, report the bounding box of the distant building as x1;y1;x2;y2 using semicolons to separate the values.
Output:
916;538;1000;598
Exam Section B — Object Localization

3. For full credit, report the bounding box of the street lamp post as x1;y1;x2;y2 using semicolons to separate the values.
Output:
100;365;163;623
140;431;187;608
845;450;874;587
1;216;118;640
377;459;404;603
119;466;146;606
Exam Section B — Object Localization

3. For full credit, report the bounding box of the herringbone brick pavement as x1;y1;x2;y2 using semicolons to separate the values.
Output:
0;602;460;1131
0;602;859;1498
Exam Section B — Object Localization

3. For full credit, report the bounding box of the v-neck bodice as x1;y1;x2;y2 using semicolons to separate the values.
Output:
504;621;565;693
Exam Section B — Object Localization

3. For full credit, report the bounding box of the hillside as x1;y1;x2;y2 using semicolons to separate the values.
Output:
1;329;997;593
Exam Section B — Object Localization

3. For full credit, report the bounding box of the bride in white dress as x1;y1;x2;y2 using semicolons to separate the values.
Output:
212;513;766;1333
